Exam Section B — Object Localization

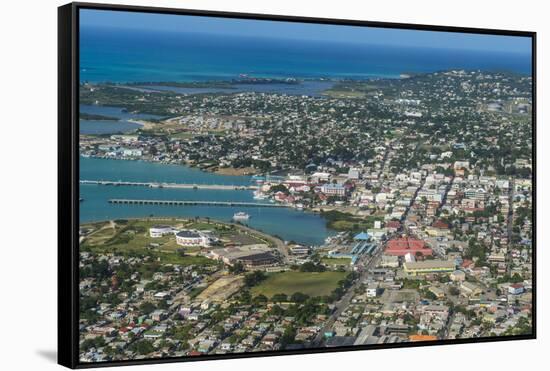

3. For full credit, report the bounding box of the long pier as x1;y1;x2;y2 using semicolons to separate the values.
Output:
81;179;258;191
108;199;285;208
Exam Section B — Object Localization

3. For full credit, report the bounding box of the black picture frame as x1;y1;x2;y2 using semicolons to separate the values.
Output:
58;2;537;368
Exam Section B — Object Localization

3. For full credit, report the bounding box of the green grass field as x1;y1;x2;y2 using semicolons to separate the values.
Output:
251;271;347;299
157;252;215;266
81;218;262;253
81;219;184;253
80;218;267;268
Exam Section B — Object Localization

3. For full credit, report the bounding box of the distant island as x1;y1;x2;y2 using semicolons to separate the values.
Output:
122;76;302;89
79;112;120;121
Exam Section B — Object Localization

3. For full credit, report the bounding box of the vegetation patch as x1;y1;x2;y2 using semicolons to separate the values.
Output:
320;210;382;232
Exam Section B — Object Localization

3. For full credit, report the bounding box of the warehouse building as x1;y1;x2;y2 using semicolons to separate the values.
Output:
209;244;279;269
403;260;456;275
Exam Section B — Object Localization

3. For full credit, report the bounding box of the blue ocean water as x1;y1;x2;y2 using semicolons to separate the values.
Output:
80;26;531;83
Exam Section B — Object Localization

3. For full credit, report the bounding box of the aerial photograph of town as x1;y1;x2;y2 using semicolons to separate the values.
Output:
77;8;534;363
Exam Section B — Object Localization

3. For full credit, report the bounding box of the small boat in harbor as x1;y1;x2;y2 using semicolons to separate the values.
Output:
253;190;267;200
232;212;250;221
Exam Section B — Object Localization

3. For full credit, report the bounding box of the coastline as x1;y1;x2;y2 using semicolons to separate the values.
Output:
80;154;259;177
79;155;368;221
79;216;288;251
125;119;146;127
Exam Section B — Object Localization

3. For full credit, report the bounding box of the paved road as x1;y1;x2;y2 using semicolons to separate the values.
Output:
232;222;290;262
402;176;426;225
442;310;456;339
506;178;515;275
437;175;455;216
309;242;386;347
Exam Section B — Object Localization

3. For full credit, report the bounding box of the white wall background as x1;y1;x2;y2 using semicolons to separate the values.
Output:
0;0;545;369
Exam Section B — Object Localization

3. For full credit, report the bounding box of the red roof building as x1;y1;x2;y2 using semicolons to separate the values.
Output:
386;221;401;230
461;259;475;269
433;220;449;229
385;238;432;256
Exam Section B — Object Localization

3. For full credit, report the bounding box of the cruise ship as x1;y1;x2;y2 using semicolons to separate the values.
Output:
232;212;250;221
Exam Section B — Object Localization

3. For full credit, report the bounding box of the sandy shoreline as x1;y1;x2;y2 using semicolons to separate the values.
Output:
125;119;157;130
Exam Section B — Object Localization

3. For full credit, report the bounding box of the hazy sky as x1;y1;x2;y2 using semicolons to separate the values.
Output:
80;9;532;54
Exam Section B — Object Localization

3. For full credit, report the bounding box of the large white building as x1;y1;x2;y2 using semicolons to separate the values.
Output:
321;183;346;196
289;245;310;255
348;168;361;180
464;188;488;201
175;230;211;248
149;225;174;238
366;284;379;297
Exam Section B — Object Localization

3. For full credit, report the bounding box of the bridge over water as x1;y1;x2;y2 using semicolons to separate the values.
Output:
108;199;286;208
81;179;258;191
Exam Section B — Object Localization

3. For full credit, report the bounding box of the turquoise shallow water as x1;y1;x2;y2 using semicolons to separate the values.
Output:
79;157;334;245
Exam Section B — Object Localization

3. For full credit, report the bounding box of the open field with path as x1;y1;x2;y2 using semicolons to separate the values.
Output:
251;271;347;298
80;217;280;266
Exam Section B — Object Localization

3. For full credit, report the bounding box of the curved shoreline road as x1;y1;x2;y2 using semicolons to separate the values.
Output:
229;221;290;262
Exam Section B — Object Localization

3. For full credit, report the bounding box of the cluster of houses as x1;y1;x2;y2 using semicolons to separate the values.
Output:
78;69;533;361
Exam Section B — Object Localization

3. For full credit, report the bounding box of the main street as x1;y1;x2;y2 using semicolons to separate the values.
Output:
309;240;386;347
506;178;516;276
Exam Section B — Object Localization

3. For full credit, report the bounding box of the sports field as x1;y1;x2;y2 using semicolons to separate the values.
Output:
251;271;347;298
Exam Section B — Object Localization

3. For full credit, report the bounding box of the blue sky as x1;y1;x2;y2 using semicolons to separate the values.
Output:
80;9;532;54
